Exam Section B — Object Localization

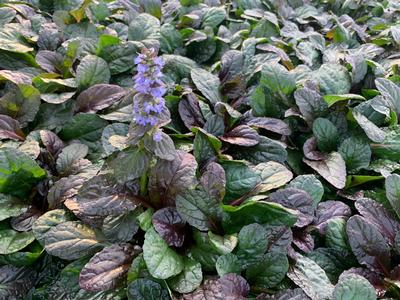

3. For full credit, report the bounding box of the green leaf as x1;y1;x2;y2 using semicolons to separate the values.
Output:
189;230;220;272
96;34;120;56
0;241;43;267
128;13;160;41
236;223;268;268
371;126;400;160
142;227;184;279
191;68;223;104
102;211;139;243
251;85;284;118
246;252;289;288
44;221;105;260
375;78;400;114
314;64;351;95
176;187;221;231
168;257;203;293
221;160;260;201
0;194;29;222
216;253;241;276
112;147;151;183
333;274;376;300
76;55;110;90
339;137;371;172
251;161;293;194
32;209;73;245
313;118;339;152
208;232;238;255
326;218;349;251
260;63;296;95
0;84;41;127
0;148;46;198
127;278;169;300
323;94;366;107
345;175;384;188
101;41;138;75
222;201;297;234
59;113;108;152
138;209;153;232
352;111;386;143
287;255;334;300
288;175;324;209
0;229;35;254
202;7;226;28
234;136;287;164
159;24;183;54
140;0;162;18
385;174;400;220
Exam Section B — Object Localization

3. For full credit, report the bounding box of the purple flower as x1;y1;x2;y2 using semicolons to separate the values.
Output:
153;131;162;142
132;48;167;131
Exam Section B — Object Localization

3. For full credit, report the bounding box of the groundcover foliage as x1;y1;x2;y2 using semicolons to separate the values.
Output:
1;0;400;299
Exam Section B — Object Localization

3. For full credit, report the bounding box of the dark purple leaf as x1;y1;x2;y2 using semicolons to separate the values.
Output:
0;265;36;299
355;197;400;244
0;114;25;141
257;44;291;64
76;84;126;113
346;215;390;274
79;243;139;291
256;288;311;300
36;50;64;73
246;116;291;135
339;268;386;297
220;125;260;146
183;278;223;300
269;188;314;227
294;86;328;124
0;70;32;85
265;225;293;253
200;162;226;199
221;76;246;99
152;207;186;247
314;201;351;233
40;130;64;157
179;93;205;130
287;255;334;299
11;206;41;232
183;274;249;300
65;175;138;225
149;150;198;207
303;152;346;189
303;137;325;161
47;175;85;209
219;50;243;84
293;230;314;253
219;273;250;299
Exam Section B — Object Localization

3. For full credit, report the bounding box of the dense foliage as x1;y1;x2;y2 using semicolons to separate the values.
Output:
1;0;400;299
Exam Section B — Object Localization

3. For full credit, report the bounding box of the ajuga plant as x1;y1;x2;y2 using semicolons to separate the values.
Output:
2;0;400;299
